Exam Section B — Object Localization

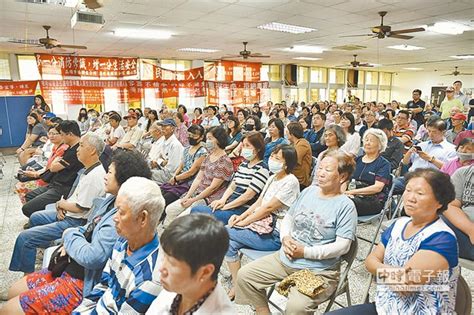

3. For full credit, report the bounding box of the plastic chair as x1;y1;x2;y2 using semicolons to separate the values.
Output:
455;275;472;315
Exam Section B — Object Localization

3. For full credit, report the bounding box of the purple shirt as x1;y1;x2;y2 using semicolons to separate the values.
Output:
441;158;474;176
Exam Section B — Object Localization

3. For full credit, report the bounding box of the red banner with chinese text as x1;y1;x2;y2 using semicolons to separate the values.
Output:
205;61;261;82
0;81;38;96
35;54;138;78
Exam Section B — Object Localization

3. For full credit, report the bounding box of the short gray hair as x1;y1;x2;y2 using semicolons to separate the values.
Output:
83;132;105;155
321;124;346;147
363;128;388;153
117;177;165;228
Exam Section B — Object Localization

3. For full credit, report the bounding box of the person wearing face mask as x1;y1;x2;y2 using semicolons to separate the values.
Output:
243;115;262;134
158;126;233;233
191;132;269;225
440;138;474;176
224;144;299;300
87;109;102;133
235;151;357;314
159;125;207;207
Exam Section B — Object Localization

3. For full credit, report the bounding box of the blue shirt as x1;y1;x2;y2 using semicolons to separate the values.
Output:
409;139;456;171
351;155;391;202
377;217;458;314
279;186;357;271
63;195;118;297
73;235;161;314
264;137;288;164
305;128;326;157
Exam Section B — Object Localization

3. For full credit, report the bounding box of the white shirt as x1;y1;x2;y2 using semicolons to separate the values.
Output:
66;163;106;219
149;135;183;174
108;125;125;143
340;132;361;157
146;283;235;315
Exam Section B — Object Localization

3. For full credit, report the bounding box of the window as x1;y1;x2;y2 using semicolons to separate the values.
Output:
310;89;326;102
18;55;41;80
104;89;121;112
310;67;327;83
268;65;281;81
260;65;269;81
366;71;379;85
51;90;66;115
329;69;344;84
0;53;10;80
365;89;378;102
379;89;391;103
271;88;282;103
298;88;307;103
380;72;392;86
297;66;308;84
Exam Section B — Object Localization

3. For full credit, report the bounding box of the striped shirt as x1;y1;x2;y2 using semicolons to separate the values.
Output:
73;235;161;314
232;161;269;206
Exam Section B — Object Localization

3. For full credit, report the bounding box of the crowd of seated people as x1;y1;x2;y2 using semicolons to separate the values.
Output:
2;81;473;314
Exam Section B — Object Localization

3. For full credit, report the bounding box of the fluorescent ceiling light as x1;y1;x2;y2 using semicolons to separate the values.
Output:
387;45;425;51
114;29;172;39
403;67;424;70
177;48;220;53
450;54;474;60
425;22;471;35
257;22;315;34
293;57;321;61
285;45;324;53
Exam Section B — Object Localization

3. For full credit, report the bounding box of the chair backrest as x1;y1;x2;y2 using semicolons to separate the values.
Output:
324;239;358;312
455;275;472;315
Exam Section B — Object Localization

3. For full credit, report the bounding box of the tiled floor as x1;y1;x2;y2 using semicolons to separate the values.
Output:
0;152;472;313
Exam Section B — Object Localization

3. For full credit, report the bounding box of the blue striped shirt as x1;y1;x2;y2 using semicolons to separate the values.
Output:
73;235;161;314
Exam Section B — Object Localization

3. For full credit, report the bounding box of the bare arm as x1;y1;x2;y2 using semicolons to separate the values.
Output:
176;155;206;182
444;201;474;243
235;197;284;226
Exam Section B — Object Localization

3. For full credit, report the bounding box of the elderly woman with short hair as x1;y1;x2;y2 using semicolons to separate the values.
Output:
345;128;391;216
235;151;357;314
311;124;346;185
328;169;459;315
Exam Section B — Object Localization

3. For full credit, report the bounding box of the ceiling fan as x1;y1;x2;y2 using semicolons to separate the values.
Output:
220;42;270;60
341;11;425;40
336;54;374;68
442;66;473;76
8;25;87;50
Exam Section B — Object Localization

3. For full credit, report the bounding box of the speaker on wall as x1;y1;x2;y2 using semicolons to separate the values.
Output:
285;64;297;86
347;69;359;88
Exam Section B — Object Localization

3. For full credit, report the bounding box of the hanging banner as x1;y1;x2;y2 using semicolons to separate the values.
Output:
0;81;38;96
154;66;204;81
141;80;206;98
206;61;261;82
35;54;138;78
206;81;269;107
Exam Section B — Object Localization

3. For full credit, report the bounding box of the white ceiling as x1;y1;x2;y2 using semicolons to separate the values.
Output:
0;0;473;73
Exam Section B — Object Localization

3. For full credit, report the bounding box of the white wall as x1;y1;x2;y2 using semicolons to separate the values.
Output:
391;71;474;104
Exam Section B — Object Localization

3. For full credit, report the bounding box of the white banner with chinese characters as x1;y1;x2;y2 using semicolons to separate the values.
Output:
35;54;138;78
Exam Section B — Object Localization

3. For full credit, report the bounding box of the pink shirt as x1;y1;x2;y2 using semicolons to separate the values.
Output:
440;158;474;176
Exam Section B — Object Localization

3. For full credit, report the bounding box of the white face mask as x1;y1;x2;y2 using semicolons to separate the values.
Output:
241;147;255;161
268;158;284;174
457;152;474;162
205;140;215;152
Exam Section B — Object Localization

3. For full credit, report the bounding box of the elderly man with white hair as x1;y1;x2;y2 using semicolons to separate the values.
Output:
73;177;165;314
344;128;391;216
9;132;106;274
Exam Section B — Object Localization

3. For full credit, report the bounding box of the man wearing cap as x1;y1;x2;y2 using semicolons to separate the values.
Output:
149;118;184;184
113;112;143;150
439;86;464;120
446;112;467;144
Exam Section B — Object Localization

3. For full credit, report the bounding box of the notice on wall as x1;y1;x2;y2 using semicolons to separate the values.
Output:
0;81;38;96
35;54;138;78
